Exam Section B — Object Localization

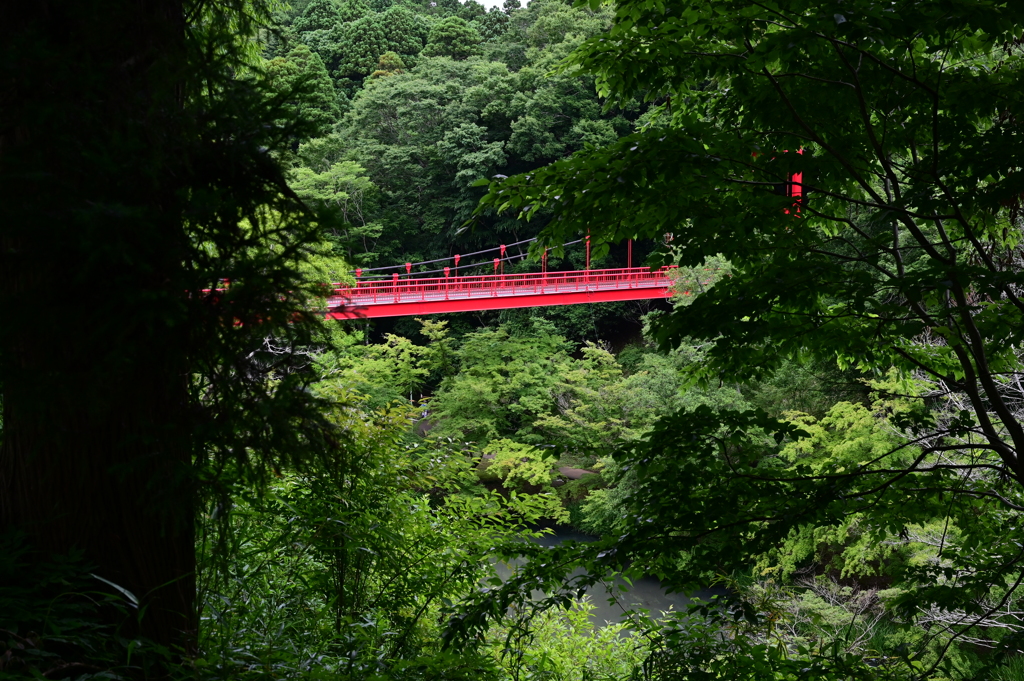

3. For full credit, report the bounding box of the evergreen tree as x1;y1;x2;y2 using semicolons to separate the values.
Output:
266;45;342;138
422;16;482;60
382;6;428;62
332;15;389;85
336;0;372;22
311;8;426;95
476;7;509;42
457;0;487;23
300;27;337;69
293;0;341;32
2;0;337;654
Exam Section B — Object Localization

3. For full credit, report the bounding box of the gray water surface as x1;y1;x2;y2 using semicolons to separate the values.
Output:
495;525;725;626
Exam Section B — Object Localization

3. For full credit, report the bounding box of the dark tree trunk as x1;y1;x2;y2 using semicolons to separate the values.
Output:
1;1;196;652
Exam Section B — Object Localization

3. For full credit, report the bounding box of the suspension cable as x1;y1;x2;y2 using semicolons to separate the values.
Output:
353;252;528;280
351;237;538;273
349;239;585;279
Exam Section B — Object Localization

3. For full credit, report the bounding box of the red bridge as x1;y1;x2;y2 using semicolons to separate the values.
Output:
326;266;677;319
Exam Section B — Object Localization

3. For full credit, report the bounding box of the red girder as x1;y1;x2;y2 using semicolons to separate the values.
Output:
326;266;677;320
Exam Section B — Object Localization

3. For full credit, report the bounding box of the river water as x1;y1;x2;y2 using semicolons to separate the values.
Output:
494;525;725;626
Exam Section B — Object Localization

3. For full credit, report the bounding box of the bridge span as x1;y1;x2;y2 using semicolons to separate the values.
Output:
326;266;677;319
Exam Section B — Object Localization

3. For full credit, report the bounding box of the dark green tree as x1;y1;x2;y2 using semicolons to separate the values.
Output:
265;44;343;138
328;0;630;270
475;7;510;42
332;15;390;86
341;57;514;260
1;0;337;654
422;16;483;60
381;6;429;63
293;0;341;32
457;0;487;23
336;0;372;22
304;7;424;96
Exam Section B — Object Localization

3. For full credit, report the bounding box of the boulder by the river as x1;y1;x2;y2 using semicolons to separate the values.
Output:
557;466;596;480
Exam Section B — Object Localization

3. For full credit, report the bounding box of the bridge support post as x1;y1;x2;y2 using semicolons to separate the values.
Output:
585;233;591;290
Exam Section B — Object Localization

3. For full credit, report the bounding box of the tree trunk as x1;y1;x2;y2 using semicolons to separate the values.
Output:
0;1;196;652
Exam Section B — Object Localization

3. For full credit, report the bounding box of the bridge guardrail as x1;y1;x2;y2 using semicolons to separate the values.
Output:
328;266;677;307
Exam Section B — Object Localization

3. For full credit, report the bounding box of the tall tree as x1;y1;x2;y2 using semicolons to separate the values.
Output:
266;44;343;138
466;0;1024;669
1;0;334;653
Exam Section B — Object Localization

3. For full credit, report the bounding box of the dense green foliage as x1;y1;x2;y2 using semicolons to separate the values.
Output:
271;0;644;269
466;0;1024;677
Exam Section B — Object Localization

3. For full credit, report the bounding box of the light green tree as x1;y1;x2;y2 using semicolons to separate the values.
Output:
429;319;573;444
291;160;383;260
317;333;430;406
370;51;406;78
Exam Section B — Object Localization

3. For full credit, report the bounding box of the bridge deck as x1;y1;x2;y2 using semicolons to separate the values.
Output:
326;266;676;319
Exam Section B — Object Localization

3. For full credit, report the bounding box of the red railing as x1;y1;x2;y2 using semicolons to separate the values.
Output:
327;266;676;309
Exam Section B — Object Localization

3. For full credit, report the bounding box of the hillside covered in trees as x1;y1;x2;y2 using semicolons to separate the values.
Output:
4;0;1024;680
271;0;631;264
266;0;675;342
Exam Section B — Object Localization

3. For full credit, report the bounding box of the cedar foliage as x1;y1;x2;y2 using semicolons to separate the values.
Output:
1;0;339;653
